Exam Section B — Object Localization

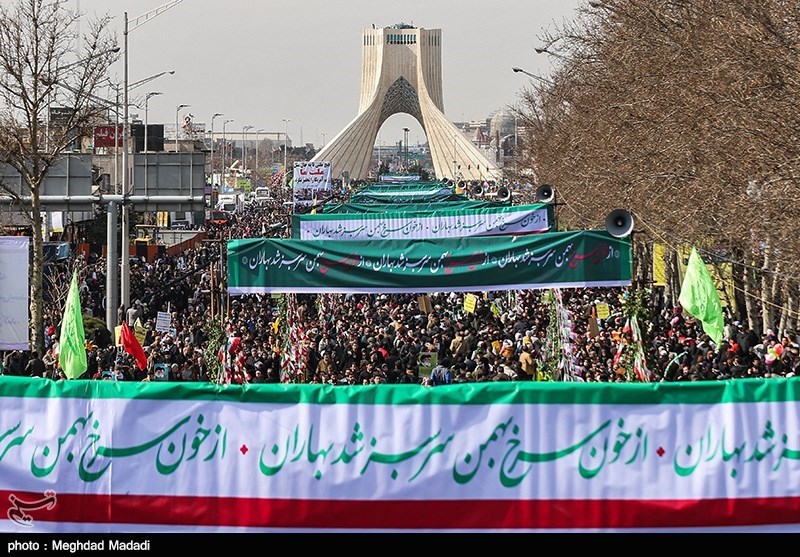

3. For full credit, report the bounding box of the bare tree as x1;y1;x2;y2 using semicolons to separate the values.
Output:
0;0;117;353
517;0;800;334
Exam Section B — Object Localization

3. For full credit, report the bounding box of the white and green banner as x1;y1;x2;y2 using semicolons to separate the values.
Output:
227;230;631;294
1;377;800;532
350;188;465;204
324;200;509;214
0;237;29;350
292;204;554;240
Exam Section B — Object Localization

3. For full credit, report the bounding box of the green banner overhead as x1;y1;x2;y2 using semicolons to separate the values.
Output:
350;188;466;204
355;181;450;192
292;203;555;240
323;200;510;214
228;230;631;294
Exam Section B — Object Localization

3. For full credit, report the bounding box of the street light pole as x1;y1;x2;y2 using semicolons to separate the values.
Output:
514;114;518;174
144;92;161;196
242;125;253;174
255;128;265;175
403;127;410;171
210;113;223;186
119;0;185;315
282;118;290;187
452;133;457;181
175;104;189;152
511;67;553;86
120;11;130;316
222;119;234;190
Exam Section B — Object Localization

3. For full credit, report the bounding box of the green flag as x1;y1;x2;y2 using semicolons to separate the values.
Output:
679;247;724;344
59;271;87;379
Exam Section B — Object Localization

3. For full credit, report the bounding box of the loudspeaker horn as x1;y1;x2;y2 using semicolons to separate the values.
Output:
496;186;512;202
535;184;555;204
605;209;634;238
471;183;484;196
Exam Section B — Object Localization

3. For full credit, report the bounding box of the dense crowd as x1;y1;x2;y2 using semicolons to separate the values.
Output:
2;181;798;385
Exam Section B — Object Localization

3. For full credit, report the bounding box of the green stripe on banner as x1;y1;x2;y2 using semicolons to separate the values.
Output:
228;230;632;294
291;203;555;240
324;200;510;214
1;376;799;404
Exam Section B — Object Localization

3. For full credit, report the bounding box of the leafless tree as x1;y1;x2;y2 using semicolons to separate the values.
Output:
0;0;117;353
517;0;800;335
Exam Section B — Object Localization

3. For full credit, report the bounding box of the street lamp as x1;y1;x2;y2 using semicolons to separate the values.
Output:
210;113;223;186
535;46;568;60
255;129;265;175
242;125;254;173
144;92;162;196
282;118;290;187
129;70;175;91
120;1;185;315
222;119;234;190
511;67;553;86
175;104;190;152
403;127;410;171
144;92;162;151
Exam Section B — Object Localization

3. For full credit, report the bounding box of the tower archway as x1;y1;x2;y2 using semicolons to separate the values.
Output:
312;25;498;181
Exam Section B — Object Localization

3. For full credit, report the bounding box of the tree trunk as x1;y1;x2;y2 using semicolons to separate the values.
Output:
743;264;759;332
29;189;45;355
789;292;799;337
777;283;792;339
761;245;774;335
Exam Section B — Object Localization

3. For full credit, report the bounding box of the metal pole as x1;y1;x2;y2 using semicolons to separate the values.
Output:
144;96;148;195
105;200;119;331
243;125;253;174
113;84;119;193
514;115;518;175
403;127;409;171
283;119;290;187
120;12;131;311
210;113;222;186
452;133;457;180
144;92;162;196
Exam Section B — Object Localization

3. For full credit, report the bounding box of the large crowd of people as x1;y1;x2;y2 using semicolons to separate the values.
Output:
3;180;798;385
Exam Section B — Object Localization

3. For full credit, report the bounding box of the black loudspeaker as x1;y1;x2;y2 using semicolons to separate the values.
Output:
605;209;634;238
471;183;483;196
535;183;555;203
496;186;512;202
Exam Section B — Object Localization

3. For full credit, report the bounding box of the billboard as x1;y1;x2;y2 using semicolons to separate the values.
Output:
94;126;122;148
0;237;29;350
293;161;332;206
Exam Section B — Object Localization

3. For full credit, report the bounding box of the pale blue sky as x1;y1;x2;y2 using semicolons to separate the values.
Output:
72;0;582;145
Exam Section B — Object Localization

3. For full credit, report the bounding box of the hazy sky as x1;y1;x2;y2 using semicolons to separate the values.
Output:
75;0;583;145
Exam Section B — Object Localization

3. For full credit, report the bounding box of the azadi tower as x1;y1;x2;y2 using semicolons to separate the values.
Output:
312;24;498;181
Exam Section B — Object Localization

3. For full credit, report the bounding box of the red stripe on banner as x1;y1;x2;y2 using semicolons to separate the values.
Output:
4;491;800;529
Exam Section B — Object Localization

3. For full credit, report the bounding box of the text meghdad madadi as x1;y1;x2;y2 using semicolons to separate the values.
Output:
50;539;150;552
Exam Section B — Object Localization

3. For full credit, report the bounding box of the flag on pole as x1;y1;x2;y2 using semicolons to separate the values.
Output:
58;271;87;379
679;247;724;344
120;321;147;371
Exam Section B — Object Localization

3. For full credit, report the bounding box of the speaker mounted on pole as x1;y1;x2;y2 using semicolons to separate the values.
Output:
496;186;512;202
605;209;634;238
535;183;555;204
